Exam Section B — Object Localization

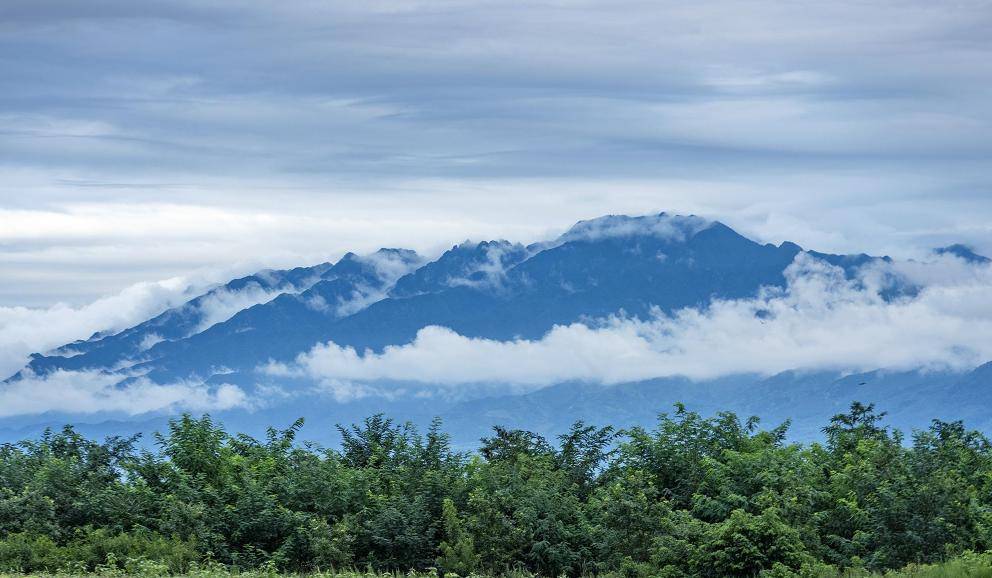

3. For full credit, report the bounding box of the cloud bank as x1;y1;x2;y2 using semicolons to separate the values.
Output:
5;251;990;415
555;213;713;246
267;255;992;395
193;282;294;333
0;277;206;378
0;370;249;418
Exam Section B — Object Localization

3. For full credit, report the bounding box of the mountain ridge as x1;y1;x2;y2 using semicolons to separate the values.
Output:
3;212;990;446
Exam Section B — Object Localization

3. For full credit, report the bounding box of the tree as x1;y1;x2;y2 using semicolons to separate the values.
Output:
436;498;479;576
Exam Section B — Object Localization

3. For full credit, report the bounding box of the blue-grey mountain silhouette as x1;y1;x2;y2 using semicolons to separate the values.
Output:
3;213;989;446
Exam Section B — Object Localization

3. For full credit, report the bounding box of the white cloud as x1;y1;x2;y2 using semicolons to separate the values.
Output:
0;370;250;418
553;213;713;246
139;332;165;351
0;277;209;379
882;252;992;288
314;379;399;403
332;287;389;318
329;249;426;317
266;254;992;391
0;252;340;380
193;282;289;333
440;241;526;292
362;249;425;285
701;68;835;92
302;249;424;317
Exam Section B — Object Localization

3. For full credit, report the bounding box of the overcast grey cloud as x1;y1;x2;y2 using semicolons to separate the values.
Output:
1;0;991;313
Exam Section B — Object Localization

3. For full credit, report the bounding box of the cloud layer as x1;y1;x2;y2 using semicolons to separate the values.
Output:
193;283;295;333
1;0;990;305
0;265;296;378
0;370;248;418
268;254;992;395
0;277;203;378
5;251;990;415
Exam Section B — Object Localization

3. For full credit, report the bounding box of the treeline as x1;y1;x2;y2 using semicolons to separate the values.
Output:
2;403;992;577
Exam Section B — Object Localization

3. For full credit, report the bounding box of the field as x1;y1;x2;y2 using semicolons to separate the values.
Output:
1;554;992;577
3;551;992;578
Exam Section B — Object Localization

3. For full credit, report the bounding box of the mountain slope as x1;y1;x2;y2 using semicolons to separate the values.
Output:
17;262;331;377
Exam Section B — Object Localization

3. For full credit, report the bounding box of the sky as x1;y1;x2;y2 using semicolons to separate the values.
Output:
1;0;991;309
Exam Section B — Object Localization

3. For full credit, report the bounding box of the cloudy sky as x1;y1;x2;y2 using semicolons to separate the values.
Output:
2;0;991;310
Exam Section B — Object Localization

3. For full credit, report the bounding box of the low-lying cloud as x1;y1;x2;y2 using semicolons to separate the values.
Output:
0;277;207;378
267;254;992;394
0;370;249;418
193;283;292;333
5;251;990;416
0;262;341;379
307;249;425;317
555;213;713;246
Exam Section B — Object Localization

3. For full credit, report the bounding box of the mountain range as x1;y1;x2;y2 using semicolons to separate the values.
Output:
2;212;989;447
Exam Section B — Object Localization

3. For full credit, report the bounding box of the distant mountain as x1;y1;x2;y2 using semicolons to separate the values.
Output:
2;212;989;446
14;213;868;382
19;248;422;379
18;262;331;377
4;363;990;449
434;365;992;444
935;244;991;264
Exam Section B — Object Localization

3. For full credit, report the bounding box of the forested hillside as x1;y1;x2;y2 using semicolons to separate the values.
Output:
3;403;992;577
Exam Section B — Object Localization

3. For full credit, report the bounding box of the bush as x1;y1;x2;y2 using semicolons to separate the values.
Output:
0;532;68;572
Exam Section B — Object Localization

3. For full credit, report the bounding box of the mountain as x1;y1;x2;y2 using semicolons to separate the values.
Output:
432;364;992;444
17;262;330;377
935;244;992;264
19;248;422;379
14;213;833;382
2;212;989;447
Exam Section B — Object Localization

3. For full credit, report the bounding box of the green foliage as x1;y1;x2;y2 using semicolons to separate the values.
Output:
0;527;196;574
3;404;992;576
696;508;811;576
436;498;478;576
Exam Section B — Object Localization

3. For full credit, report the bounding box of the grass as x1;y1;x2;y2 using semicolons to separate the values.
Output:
3;552;992;578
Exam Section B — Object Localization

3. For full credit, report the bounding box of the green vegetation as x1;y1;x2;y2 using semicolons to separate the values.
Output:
4;551;992;578
3;403;992;577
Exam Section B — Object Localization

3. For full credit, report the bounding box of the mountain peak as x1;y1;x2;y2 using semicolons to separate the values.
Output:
556;212;713;245
934;244;991;264
449;239;515;253
373;247;420;260
328;248;423;288
390;239;526;298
